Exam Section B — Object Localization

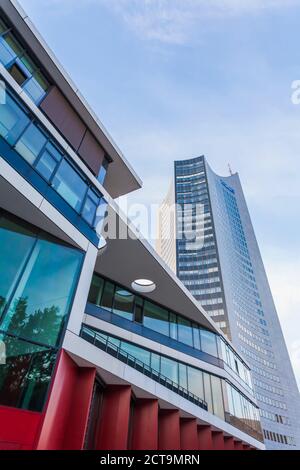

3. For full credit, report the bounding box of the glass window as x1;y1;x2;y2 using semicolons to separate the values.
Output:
15;123;47;165
226;383;235;416
35;141;62;181
81;189;99;226
0;19;8;36
187;367;204;399
20;54;35;75
143;301;169;336
211;375;225;420
192;323;201;350
100;281;115;312
169;312;178;340
160;356;178;383
88;274;104;306
52;159;87;212
0;216;36;316
134;296;143;323
1;236;83;347
0;91;30;145
0;34;21;66
113;287;134;321
97;158;109;185
0;334;56;412
179;363;187;389
200;329;218;357
150;352;160;372
23;74;48;104
120;341;150;367
177;316;193;347
203;373;213;413
8;62;27;86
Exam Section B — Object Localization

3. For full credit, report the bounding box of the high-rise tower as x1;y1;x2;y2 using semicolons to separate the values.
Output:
157;155;300;449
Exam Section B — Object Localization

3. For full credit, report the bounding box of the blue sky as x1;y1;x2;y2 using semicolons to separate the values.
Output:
19;0;300;386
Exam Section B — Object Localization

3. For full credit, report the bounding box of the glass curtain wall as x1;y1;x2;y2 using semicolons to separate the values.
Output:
81;325;262;441
0;212;83;411
87;273;253;391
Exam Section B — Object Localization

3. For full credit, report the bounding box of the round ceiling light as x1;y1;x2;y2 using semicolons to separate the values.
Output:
131;279;156;293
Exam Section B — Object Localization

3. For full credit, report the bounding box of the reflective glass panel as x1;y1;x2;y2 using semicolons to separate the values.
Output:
52;159;87;212
143;301;169;336
187;367;204;399
1;236;83;347
211;375;225;420
177;316;193;347
0;333;56;412
100;281;115;312
0;216;35;316
0;91;30;145
160;356;178;383
15;123;47;165
113;288;134;321
200;329;218;357
88;275;104;306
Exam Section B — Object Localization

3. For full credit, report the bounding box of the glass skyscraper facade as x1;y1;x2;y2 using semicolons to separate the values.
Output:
158;155;300;449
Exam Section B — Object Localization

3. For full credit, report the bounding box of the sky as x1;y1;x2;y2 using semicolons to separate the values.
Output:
19;0;300;387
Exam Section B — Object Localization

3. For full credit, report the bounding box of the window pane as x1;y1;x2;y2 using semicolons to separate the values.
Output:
150;352;160;372
82;189;99;226
200;329;218;357
134;296;143;323
0;35;19;66
211;376;225;420
23;76;47;104
20;54;35;74
179;363;187;389
177;316;193;347
0;19;8;35
0;92;30;145
52;160;87;212
203;373;213;413
8;62;27;86
88;275;104;305
0;216;35;316
143;301;169;336
100;281;114;312
113;287;134;321
160;356;178;383
1;238;83;347
5;33;23;57
15;123;47;165
0;334;56;412
120;341;150;366
35;149;57;181
192;323;201;350
169;312;178;340
187;367;204;399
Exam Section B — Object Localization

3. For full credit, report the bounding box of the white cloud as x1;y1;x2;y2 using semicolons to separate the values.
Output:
99;0;300;44
20;0;300;44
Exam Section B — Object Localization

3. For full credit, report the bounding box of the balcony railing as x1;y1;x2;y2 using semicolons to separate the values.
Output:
80;325;208;412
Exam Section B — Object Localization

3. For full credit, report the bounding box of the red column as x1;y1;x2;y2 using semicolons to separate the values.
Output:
0;407;42;450
158;409;180;450
234;440;244;450
96;385;131;450
131;399;158;450
243;444;251;450
37;350;96;450
212;431;225;450
180;418;198;450
224;436;235;450
198;425;213;450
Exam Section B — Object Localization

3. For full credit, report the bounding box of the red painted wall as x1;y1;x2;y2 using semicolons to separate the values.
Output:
198;425;213;450
180;418;198;450
131;399;158;450
96;385;131;450
212;431;225;450
158;409;180;450
37;350;95;450
0;406;42;450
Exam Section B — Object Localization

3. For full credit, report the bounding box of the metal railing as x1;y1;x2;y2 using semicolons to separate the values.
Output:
80;325;208;412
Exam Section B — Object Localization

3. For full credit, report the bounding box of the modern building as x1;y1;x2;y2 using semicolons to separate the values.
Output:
157;155;300;449
0;0;265;451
